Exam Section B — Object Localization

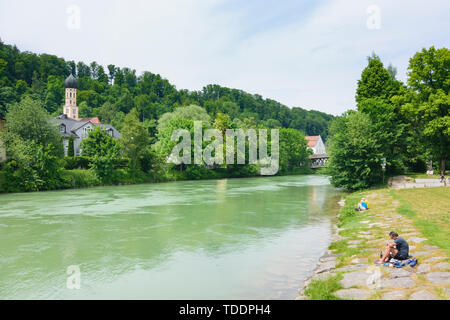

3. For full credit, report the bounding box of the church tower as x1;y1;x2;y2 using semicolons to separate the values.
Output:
64;74;78;119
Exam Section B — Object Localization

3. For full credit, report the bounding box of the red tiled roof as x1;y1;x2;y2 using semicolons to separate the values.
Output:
80;117;101;124
305;136;319;148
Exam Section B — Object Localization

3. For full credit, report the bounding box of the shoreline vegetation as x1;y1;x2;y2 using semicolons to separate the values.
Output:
298;184;450;300
0;163;312;194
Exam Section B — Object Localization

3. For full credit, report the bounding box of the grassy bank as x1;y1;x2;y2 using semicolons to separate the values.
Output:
390;188;450;255
302;186;450;300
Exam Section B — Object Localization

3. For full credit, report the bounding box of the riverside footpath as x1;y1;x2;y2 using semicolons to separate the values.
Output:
297;186;450;300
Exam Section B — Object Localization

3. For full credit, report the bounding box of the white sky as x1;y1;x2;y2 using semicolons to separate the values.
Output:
0;0;449;115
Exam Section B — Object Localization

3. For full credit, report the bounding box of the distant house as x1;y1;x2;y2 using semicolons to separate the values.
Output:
305;135;326;155
53;75;120;156
0;117;6;162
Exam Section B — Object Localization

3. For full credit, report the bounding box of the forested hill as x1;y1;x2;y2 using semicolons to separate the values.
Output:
0;40;334;139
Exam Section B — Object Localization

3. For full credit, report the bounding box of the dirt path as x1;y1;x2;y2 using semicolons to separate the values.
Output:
298;189;450;300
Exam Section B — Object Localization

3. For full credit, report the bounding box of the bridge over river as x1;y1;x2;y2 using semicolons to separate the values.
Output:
309;154;329;169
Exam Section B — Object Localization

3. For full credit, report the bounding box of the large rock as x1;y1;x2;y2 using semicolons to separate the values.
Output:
335;289;372;300
382;290;408;300
340;270;371;288
315;260;336;274
380;277;415;289
408;290;438;300
426;272;450;285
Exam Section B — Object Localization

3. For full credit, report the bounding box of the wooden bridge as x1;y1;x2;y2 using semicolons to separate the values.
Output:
309;153;329;169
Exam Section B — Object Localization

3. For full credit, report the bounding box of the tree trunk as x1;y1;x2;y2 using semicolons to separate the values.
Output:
441;157;446;173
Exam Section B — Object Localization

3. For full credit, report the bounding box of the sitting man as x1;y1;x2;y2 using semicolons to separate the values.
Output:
376;231;409;264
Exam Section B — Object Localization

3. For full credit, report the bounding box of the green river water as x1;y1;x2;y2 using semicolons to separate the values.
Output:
0;175;341;299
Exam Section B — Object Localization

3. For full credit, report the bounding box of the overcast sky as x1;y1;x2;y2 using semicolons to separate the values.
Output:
0;0;449;115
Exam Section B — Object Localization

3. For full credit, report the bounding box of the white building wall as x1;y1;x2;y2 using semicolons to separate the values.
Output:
314;136;326;154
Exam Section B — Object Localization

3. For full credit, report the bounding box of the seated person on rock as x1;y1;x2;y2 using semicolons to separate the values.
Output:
355;198;369;211
376;231;409;264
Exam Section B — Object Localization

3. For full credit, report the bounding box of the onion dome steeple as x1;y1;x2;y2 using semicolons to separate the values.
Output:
64;74;78;89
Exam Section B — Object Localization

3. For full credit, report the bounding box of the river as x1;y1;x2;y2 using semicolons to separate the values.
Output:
0;175;340;299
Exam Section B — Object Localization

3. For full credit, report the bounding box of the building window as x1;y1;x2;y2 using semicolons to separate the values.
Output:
65;108;69;114
83;126;91;135
108;129;114;137
59;125;66;133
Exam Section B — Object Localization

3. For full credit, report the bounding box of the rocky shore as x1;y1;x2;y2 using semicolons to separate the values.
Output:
296;190;450;300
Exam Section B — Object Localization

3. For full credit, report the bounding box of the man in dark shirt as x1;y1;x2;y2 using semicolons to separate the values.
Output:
376;231;409;264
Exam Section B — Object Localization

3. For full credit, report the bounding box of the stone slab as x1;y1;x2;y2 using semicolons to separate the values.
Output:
426;272;450;285
315;260;336;274
434;262;450;270
387;268;412;278
382;290;408;300
408;290;438;300
340;270;371;289
426;257;448;262
335;264;369;272
380;277;415;289
417;264;430;274
408;237;428;243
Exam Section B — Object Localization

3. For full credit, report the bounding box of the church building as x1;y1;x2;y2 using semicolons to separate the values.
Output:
53;74;121;156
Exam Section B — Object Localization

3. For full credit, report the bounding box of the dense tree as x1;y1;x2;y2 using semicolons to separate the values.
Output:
357;99;407;174
1;96;63;156
213;113;231;134
120;108;150;173
278;128;310;173
80;126;121;182
0;97;65;191
68;135;75;157
405;46;450;171
356;55;403;105
157;105;211;132
328;111;383;191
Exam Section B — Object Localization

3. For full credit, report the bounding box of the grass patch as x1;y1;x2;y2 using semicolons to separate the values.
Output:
391;188;450;255
390;190;416;219
304;274;343;300
407;172;443;180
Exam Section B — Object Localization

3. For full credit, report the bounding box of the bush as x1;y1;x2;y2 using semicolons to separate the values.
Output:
0;143;66;192
115;157;131;169
64;156;91;170
61;169;100;188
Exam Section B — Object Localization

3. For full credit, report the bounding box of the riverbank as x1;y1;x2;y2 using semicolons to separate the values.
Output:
297;186;450;300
